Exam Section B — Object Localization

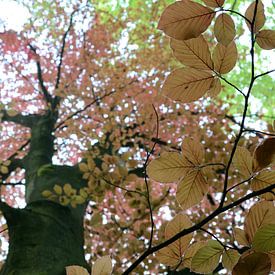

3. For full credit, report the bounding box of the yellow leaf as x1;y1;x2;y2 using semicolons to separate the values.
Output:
158;0;215;40
232;251;271;275
147;152;192;183
41;190;53;198
245;0;266;33
91;255;112;275
176;170;208;210
222;249;240;270
183;241;206;269
233;147;253;178
79;163;89;173
253;138;275;171
251;170;275;201
256;30;275;50
233;228;250;247
181;137;204;165
253;224;275;252
244;201;275;243
165;214;193;255
207;78;222;97
53;184;63;195
0;166;8;174
202;0;224;8
66;265;89;275
170;35;213;71
191;240;224;273
73;195;86;205
162;68;213;103
59;195;70;206
6;109;18;117
79;188;88;199
214;13;236;46
213;41;238;74
63;183;76;197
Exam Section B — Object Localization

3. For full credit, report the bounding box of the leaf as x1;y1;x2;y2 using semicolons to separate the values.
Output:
147;152;191;183
222;249;240;270
256;30;275;50
233;228;250;247
170;35;213;71
183;242;206;269
251;170;275;201
233;146;253;178
191;240;224;273
92;255;112;275
66;266;89;275
157;214;193;267
252;224;275;252
201;0;225;8
207;78;222;97
156;246;182;267
253;138;275;171
0;166;8;174
213;41;238;74
165;214;193;256
244;201;275;243
176;170;208;210
245;1;266;33
53;184;63;195
158;0;215;40
214;13;236;46
267;250;275;271
232;251;271;275
162;68;213;103
181;137;204;166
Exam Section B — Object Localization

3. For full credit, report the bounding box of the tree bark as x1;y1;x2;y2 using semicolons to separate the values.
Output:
0;201;89;275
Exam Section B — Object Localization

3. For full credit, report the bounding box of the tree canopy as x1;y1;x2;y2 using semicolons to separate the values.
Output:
0;0;274;274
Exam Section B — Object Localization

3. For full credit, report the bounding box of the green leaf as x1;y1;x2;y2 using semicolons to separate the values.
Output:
191;240;224;273
252;224;275;252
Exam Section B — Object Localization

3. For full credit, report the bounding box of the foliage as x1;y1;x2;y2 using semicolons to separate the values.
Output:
0;0;274;274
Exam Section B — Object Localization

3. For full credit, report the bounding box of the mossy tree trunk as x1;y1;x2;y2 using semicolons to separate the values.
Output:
0;107;89;274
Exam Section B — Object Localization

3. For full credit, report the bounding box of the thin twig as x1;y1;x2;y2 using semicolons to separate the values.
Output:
143;104;159;249
122;182;275;274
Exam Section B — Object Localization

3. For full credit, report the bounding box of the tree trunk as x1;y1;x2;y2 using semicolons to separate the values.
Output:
0;200;89;275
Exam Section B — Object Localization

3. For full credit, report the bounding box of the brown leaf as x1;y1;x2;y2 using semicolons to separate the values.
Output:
181;137;204;165
156;246;182;267
234;228;250;247
170;35;213;71
253;138;275;171
147;152;192;183
244;201;275;243
232;252;271;275
213;41;238;74
176;170;208;210
158;0;215;40
256;30;275;50
157;214;193;267
251;170;275;201
165;214;193;254
245;1;266;33
207;78;222;97
233;147;253;178
202;0;225;8
162;68;213;103
214;13;236;46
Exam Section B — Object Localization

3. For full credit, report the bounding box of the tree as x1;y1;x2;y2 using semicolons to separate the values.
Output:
0;0;274;274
